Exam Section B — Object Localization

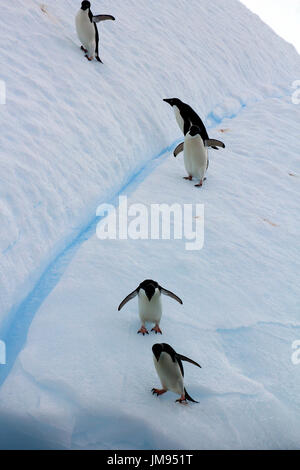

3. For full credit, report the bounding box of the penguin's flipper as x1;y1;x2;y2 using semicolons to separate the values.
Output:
160;287;183;304
118;289;138;311
173;142;184;158
178;354;201;369
184;388;199;403
204;139;225;149
93;14;115;22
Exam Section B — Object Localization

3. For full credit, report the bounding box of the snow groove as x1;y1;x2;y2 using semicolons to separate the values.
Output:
0;139;177;387
0;90;294;389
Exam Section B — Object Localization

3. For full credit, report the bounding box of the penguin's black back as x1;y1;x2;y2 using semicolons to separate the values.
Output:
180;102;209;140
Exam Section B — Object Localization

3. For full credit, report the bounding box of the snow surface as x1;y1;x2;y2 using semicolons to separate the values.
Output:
0;0;300;450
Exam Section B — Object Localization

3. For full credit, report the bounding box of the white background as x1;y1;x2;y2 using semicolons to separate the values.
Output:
241;0;300;53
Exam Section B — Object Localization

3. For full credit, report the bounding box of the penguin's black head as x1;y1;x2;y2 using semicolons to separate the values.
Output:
81;1;91;10
163;98;183;108
153;343;176;362
139;279;159;301
189;125;201;137
152;344;164;362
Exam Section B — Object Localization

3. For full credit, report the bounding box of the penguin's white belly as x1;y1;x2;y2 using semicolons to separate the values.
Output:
154;353;184;395
184;137;207;179
138;291;162;324
173;106;184;133
75;11;95;50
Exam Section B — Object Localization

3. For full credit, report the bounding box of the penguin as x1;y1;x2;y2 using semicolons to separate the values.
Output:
118;280;183;335
75;1;115;62
163;97;208;137
179;125;210;187
163;97;224;153
152;343;201;404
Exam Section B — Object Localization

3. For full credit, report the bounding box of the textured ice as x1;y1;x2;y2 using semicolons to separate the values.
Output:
0;0;300;450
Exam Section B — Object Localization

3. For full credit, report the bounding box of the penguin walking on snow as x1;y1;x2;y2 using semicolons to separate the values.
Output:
152;343;201;404
174;125;224;187
75;1;115;62
118;280;183;335
173;130;225;187
163;97;225;186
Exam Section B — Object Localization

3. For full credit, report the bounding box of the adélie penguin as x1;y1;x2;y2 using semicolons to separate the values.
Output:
152;343;201;404
175;125;225;187
75;1;115;62
163;97;225;151
163;97;210;139
118;280;183;335
183;125;208;187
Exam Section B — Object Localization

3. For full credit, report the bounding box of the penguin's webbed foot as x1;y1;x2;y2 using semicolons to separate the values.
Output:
194;180;203;187
151;325;162;335
152;388;167;396
183;176;193;181
137;326;149;336
176;395;188;405
81;46;88;53
85;55;93;61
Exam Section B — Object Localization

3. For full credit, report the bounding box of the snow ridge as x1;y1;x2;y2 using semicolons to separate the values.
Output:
1;0;300;332
0;0;300;450
0;86;291;389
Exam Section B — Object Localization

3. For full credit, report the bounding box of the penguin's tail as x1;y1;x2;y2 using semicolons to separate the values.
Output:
184;388;198;403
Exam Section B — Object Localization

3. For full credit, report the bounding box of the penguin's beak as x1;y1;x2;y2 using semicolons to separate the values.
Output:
163;98;173;106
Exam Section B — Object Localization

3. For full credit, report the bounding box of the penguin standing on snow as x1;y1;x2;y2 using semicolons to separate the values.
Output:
152;343;201;404
118;280;183;335
173;125;225;187
75;1;115;62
